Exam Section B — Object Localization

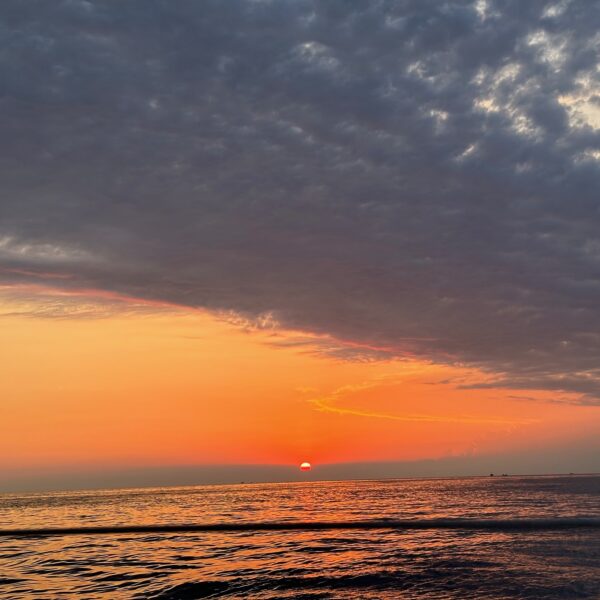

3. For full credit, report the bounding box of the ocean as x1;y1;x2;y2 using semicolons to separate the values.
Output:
1;475;599;599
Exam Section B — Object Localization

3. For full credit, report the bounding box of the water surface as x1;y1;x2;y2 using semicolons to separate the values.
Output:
1;475;599;598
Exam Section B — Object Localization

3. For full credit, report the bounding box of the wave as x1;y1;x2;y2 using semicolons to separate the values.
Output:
2;517;600;537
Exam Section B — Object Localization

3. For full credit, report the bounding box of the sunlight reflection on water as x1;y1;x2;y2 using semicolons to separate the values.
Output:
1;476;599;598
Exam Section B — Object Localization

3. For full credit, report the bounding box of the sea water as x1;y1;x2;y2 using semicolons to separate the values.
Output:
1;475;599;598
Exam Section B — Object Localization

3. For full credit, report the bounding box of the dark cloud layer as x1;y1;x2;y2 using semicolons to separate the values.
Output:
2;1;600;399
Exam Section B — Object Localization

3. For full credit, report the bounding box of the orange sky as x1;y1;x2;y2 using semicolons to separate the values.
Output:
2;285;600;475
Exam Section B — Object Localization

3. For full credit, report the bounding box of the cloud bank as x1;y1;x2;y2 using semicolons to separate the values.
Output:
2;0;600;399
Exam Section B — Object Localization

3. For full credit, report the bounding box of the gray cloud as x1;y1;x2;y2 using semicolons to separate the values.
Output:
1;0;600;399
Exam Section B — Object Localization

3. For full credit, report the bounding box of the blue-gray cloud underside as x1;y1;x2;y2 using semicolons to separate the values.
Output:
1;0;600;400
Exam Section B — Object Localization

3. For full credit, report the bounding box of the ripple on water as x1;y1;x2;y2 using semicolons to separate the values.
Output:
1;477;600;599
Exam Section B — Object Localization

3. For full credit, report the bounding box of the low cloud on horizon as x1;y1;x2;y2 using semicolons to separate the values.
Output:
3;441;600;493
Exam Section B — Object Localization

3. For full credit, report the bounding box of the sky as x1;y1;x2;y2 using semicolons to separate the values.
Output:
1;0;600;491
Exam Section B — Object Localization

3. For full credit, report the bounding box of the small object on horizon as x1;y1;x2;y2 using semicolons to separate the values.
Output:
490;473;494;477
300;462;312;472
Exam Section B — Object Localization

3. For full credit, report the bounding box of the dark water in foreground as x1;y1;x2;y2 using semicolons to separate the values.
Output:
1;476;599;599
